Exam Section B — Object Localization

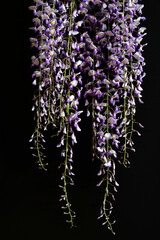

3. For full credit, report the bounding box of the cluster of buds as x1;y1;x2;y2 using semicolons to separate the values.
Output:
29;0;146;234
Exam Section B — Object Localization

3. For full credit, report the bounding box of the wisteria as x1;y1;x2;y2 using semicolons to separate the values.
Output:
29;0;146;234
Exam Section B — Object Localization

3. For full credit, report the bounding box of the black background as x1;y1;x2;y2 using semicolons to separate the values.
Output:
1;0;160;239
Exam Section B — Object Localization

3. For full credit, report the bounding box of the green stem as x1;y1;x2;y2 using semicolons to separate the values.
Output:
103;41;113;234
36;2;46;171
63;104;74;227
60;0;74;109
36;68;46;170
48;1;56;124
62;0;74;227
106;5;110;159
36;97;46;170
103;170;114;233
102;5;114;232
122;0;127;166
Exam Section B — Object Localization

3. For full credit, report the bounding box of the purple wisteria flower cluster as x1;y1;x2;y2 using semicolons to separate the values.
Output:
29;0;146;234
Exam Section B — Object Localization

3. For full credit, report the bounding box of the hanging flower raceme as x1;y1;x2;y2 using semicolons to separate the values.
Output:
29;0;83;227
29;0;146;234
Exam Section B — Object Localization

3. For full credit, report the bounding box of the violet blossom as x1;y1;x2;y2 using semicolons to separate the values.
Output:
29;0;146;234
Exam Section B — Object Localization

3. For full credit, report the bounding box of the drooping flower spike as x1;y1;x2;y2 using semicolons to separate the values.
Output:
29;0;146;234
29;0;84;226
